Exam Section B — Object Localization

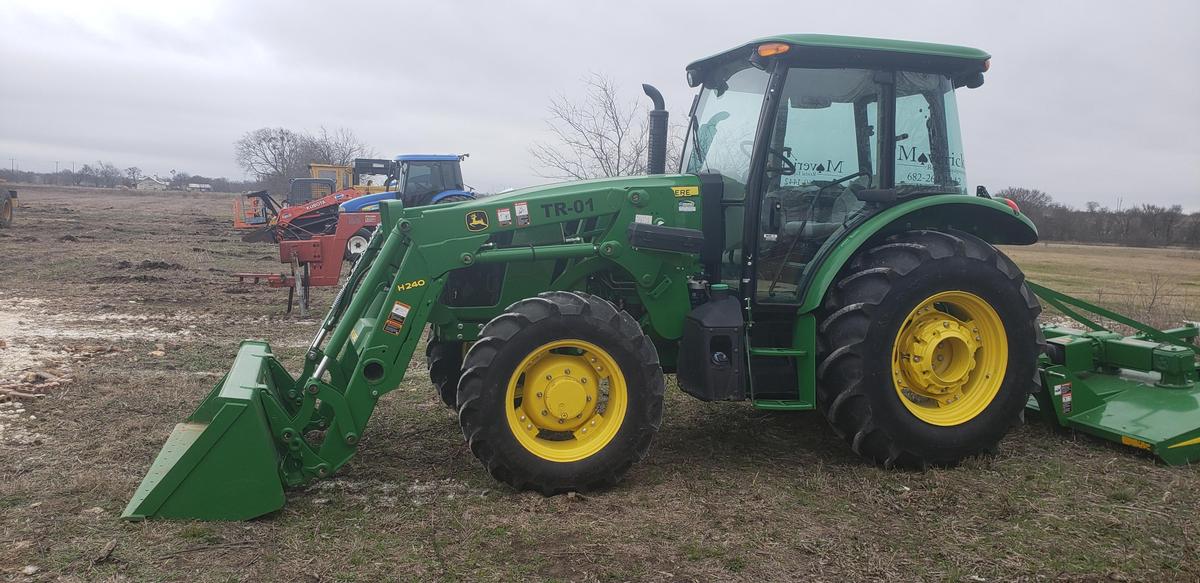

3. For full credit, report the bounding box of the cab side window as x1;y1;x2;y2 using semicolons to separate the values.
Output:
755;68;879;303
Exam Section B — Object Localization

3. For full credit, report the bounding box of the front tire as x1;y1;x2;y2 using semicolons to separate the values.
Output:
457;291;664;494
0;198;12;228
343;228;373;261
817;229;1041;468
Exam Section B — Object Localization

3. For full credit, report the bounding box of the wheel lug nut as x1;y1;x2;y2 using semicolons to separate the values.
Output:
536;392;543;398
546;375;552;380
541;410;548;416
586;395;592;402
527;423;533;430
520;415;526;421
565;369;571;375
581;428;587;433
558;419;564;424
943;322;950;328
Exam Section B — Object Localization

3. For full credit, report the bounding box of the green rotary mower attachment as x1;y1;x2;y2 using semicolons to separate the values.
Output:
1028;283;1200;465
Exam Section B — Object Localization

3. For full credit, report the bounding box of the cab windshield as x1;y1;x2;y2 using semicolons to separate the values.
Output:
683;62;771;200
682;63;968;196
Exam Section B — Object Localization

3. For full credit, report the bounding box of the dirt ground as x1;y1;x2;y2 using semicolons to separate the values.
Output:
0;185;1197;582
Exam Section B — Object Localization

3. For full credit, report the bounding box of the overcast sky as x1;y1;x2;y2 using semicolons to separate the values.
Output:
2;0;1197;209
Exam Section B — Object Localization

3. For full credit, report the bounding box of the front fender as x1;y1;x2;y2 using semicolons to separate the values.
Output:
797;196;1038;313
339;192;395;213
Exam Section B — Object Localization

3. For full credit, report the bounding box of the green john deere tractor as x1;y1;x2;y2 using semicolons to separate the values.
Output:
125;34;1200;520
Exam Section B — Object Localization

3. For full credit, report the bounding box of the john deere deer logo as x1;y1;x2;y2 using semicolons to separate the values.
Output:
465;210;489;232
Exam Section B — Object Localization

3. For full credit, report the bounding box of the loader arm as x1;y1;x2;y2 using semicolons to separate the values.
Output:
125;176;705;519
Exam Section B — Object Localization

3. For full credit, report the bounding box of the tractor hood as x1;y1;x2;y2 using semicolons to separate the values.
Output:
483;174;694;207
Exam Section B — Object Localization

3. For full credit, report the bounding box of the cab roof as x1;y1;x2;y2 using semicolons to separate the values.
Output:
687;34;990;85
394;154;462;162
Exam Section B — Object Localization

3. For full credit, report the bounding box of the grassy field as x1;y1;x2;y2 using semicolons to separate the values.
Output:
1004;242;1200;329
0;186;1196;582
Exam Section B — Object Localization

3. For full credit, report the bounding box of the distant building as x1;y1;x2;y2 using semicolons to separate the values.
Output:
136;177;169;191
186;183;213;192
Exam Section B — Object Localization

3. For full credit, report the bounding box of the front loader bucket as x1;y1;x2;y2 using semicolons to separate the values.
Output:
126;199;467;520
123;341;293;521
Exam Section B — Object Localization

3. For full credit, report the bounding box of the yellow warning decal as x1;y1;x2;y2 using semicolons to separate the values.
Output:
672;186;699;198
1121;436;1152;451
1168;436;1200;449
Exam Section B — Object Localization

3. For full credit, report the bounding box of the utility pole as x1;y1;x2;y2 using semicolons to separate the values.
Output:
54;161;60;173
8;158;13;173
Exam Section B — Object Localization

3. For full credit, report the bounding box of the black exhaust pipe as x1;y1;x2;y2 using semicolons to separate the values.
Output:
642;84;668;175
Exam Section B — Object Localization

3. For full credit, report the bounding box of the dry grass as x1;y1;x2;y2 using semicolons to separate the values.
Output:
1003;242;1200;329
0;187;1197;582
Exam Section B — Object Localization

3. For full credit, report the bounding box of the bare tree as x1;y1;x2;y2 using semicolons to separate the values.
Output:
994;187;1053;212
303;127;375;167
235;126;374;193
235;127;306;192
531;74;652;180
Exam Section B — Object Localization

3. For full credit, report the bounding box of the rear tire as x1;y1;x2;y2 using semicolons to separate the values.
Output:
457;291;664;494
817;229;1042;468
426;339;463;409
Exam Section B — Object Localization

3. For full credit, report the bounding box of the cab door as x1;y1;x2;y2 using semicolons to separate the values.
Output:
743;66;882;404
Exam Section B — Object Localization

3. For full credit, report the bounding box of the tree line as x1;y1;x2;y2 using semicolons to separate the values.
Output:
0;163;259;192
996;188;1200;248
1;125;373;195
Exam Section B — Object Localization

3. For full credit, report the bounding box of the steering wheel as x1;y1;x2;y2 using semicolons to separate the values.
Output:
815;170;871;198
740;141;796;176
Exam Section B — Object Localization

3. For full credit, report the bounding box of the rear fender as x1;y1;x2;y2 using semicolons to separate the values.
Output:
798;196;1038;313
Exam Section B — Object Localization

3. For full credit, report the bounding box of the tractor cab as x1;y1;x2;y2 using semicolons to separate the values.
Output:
308;159;393;195
674;35;997;405
285;177;337;206
681;35;986;303
339;154;473;213
286;160;395;207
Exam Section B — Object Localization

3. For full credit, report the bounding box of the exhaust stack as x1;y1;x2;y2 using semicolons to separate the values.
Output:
642;84;668;174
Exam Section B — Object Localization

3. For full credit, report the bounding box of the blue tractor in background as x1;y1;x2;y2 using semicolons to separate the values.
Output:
339;154;476;258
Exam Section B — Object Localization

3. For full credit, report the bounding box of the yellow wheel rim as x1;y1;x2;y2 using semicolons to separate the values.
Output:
505;339;627;462
891;290;1008;426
